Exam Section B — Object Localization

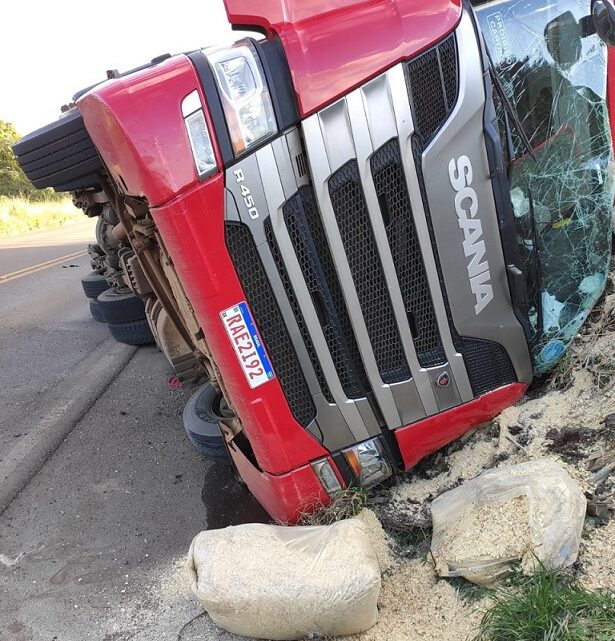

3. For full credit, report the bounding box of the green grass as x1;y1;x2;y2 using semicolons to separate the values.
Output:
0;196;81;236
474;566;615;641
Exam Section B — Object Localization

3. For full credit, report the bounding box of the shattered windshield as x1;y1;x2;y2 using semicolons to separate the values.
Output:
473;0;614;374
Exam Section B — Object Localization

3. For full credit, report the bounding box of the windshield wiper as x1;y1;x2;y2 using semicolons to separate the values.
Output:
485;47;537;163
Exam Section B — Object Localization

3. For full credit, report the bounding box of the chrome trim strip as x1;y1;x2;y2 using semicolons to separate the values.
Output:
303;107;403;429
387;64;474;401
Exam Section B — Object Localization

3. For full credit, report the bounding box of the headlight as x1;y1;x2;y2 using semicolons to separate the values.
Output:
312;437;393;497
311;459;343;496
343;438;393;487
181;90;217;178
205;41;277;156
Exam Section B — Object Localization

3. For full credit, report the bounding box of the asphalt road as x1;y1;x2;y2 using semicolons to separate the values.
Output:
0;219;95;278
0;223;268;641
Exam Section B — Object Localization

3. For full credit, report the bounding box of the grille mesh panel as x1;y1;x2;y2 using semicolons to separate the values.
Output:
225;222;316;426
439;34;459;111
371;139;446;368
284;186;370;399
463;339;517;396
329;161;411;384
264;217;334;404
406;33;459;144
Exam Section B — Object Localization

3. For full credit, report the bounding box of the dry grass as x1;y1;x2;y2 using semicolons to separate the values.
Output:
0;196;80;236
298;488;368;526
550;276;615;391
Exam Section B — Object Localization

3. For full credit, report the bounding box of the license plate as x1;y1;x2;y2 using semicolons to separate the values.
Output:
220;302;275;389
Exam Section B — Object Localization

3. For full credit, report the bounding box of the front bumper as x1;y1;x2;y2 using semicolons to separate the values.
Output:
224;381;527;524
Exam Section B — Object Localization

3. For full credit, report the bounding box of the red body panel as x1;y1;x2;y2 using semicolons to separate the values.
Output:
78;56;219;208
228;440;330;524
151;179;329;475
395;383;527;469
224;0;462;116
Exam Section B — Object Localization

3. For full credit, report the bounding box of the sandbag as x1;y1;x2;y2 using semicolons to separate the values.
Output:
431;459;586;585
187;516;383;640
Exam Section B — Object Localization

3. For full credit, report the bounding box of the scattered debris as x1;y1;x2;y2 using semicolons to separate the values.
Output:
299;487;368;526
340;558;485;641
579;519;615;594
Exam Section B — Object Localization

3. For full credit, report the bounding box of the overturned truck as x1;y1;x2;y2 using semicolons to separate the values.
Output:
13;0;615;521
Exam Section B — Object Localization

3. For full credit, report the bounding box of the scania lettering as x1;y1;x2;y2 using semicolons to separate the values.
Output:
449;155;494;315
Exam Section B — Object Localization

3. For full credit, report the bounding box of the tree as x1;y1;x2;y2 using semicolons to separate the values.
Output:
0;120;36;197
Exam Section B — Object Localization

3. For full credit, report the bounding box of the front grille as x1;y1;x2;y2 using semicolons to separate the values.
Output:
371;140;446;368
225;222;316;427
264;218;334;404
463;339;517;396
329;161;411;384
224;27;519;438
405;33;459;144
283;187;370;399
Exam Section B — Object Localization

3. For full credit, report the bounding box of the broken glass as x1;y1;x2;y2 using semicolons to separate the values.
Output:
473;0;614;373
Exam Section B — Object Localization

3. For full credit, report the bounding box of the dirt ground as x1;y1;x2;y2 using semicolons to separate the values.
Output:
361;275;615;641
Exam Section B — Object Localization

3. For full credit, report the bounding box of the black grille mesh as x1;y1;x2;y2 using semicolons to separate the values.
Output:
439;34;459;111
371;140;446;368
225;222;316;426
463;339;517;396
329;161;411;384
406;33;458;144
283;187;370;399
411;137;465;355
264;217;334;404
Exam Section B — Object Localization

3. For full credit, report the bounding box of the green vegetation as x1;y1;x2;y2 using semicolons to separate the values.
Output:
0;119;78;236
0;120;31;197
0;196;80;236
474;566;615;641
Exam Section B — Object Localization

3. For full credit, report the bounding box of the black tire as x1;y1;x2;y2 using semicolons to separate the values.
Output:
108;319;154;346
183;383;233;463
81;272;109;299
12;109;103;192
89;299;106;323
97;287;146;324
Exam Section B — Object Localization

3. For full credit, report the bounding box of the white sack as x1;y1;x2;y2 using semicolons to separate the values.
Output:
431;459;586;585
187;517;382;640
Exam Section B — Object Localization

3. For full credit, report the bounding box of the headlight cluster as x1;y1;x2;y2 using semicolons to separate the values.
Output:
311;437;393;497
205;41;277;156
183;40;278;178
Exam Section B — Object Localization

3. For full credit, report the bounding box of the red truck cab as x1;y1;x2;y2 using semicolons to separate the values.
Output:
16;0;615;522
